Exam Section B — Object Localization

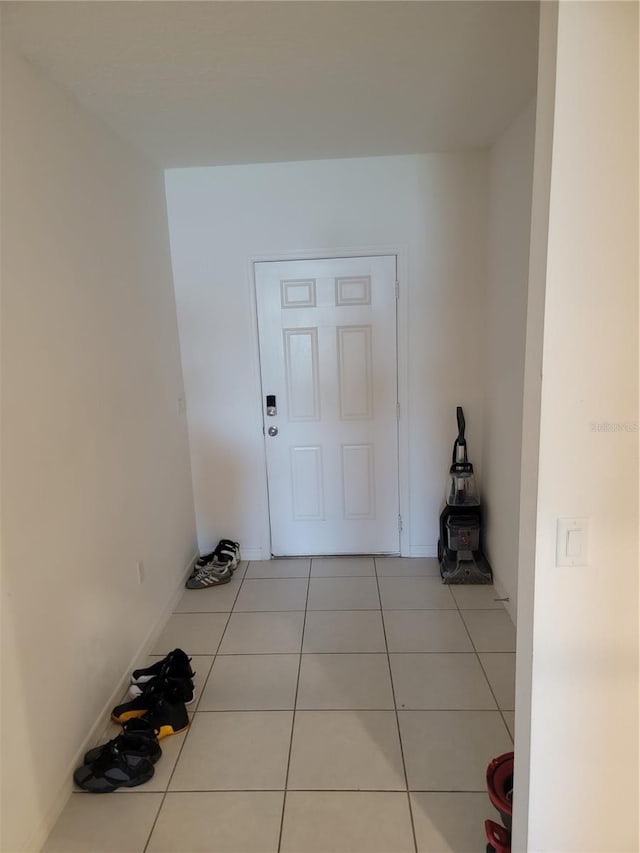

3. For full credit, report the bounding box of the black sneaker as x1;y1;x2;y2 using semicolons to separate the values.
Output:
193;539;240;573
130;648;194;687
140;692;190;739
74;744;155;793
112;677;193;724
83;719;161;766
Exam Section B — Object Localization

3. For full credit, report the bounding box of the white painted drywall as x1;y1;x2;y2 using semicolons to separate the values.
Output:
164;154;489;558
518;2;639;850
0;44;197;851
512;4;559;848
481;101;536;621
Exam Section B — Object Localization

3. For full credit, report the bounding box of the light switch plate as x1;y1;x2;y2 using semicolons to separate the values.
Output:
556;517;589;566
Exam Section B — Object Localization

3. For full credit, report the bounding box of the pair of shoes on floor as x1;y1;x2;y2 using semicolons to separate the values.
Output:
111;677;191;737
113;651;194;737
186;539;240;589
127;647;195;699
74;718;161;793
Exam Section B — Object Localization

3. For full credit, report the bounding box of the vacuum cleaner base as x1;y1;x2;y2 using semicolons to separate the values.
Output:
439;548;493;584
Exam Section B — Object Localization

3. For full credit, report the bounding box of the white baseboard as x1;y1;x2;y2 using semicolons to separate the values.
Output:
27;551;198;853
406;545;438;558
242;547;438;560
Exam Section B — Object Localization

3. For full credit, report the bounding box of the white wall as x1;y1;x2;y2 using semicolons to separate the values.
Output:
482;102;536;620
0;43;197;851
516;2;639;850
164;154;489;558
512;3;559;848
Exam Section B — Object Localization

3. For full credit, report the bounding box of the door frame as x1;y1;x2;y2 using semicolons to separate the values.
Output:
247;245;411;559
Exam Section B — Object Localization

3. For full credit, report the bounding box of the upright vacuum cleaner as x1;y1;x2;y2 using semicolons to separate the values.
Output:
438;407;492;584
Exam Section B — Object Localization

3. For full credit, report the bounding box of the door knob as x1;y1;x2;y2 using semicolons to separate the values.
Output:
268;426;278;437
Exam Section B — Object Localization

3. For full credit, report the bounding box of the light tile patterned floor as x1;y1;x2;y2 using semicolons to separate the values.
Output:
44;557;515;853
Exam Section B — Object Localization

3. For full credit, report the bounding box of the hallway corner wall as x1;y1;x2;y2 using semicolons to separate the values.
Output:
0;40;197;851
481;99;537;621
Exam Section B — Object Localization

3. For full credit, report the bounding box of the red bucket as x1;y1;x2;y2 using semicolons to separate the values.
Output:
485;819;511;853
486;751;513;831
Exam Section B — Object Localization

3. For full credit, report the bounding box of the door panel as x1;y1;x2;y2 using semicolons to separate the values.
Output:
290;445;324;520
337;325;374;419
284;328;320;420
342;444;375;519
255;256;399;556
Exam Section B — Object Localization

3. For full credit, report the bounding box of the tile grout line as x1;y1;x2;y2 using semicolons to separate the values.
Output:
185;706;505;713
276;560;312;853
196;646;511;660
142;562;249;852
221;606;463;613
129;786;490;794
105;784;492;796
454;595;515;745
373;557;419;853
190;564;249;710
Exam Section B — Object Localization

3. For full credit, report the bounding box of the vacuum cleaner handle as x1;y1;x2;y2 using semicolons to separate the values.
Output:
452;406;468;464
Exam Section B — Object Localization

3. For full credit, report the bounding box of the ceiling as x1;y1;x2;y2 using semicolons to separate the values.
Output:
3;1;539;168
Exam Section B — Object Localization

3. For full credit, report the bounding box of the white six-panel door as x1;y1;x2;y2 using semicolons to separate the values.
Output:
255;256;399;556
